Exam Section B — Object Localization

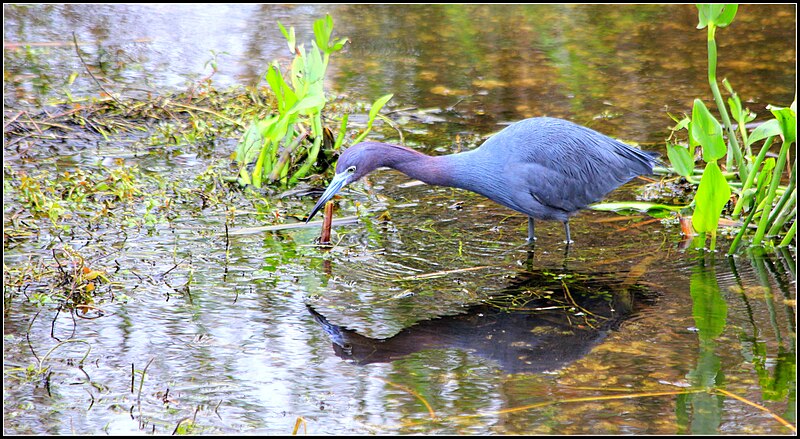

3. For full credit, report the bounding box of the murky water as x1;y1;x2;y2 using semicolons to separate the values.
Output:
3;4;796;435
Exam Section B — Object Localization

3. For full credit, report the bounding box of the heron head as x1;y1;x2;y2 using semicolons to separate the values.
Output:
305;142;385;222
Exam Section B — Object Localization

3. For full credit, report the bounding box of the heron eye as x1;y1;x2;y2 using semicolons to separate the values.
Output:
346;166;356;174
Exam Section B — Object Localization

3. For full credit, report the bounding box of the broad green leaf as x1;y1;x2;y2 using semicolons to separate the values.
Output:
313;15;334;52
756;158;775;200
268;64;298;113
687;120;700;148
689;264;727;341
238;167;252;186
266;65;286;112
350;94;394;145
278;22;296;54
691;99;727;162
747;119;781;147
590;201;687;218
252;140;271;188
672;116;690;132
368;94;394;121
715;4;738;27
696;4;723;29
727;96;742;121
312;14;347;54
306;42;325;88
707;4;726;20
235;117;274;166
696;4;712;29
696;4;736;28
256;116;278;137
692;161;732;233
722;77;735;95
333;113;349;150
290;53;307;98
330;37;349;52
266;115;291;143
666;142;695;177
289;94;325;115
768;104;796;144
234;122;260;165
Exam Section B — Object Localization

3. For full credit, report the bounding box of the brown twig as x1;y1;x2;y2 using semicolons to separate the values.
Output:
373;377;437;420
714;388;796;432
319;201;333;245
3;110;24;131
561;279;604;328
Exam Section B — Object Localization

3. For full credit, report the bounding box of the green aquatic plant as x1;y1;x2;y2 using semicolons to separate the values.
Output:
665;4;796;252
234;15;393;188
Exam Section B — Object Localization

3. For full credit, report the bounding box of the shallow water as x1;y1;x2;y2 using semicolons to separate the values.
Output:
3;3;797;435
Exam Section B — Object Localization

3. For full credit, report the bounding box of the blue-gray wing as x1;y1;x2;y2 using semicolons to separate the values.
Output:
479;118;656;217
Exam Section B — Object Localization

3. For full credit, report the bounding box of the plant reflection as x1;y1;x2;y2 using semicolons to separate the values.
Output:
677;248;797;433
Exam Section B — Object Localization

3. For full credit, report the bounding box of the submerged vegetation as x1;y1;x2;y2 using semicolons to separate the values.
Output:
3;14;397;316
234;15;392;188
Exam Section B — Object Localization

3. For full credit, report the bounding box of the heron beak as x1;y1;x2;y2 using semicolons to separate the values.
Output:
306;172;350;223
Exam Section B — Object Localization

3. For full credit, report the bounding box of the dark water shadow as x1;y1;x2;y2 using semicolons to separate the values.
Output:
308;266;659;374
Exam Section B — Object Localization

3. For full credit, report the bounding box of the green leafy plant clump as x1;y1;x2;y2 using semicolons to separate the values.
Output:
665;4;796;253
234;14;393;189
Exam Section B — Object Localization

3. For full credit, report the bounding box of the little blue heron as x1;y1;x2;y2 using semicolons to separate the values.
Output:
306;117;659;244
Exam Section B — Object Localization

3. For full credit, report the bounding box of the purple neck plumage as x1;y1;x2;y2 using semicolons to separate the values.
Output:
345;142;456;187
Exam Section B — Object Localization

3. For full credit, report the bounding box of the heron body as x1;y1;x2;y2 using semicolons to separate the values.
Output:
307;117;658;244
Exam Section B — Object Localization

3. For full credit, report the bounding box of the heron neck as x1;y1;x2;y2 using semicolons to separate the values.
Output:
382;145;457;187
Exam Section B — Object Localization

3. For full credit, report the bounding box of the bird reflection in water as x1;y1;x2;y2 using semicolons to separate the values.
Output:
308;268;658;374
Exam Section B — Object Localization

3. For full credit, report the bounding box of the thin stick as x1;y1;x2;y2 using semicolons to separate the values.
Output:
320;201;333;245
137;357;155;429
292;416;307;435
23;111;44;135
400;389;702;429
3;110;24;131
714;388;796;432
224;221;230;275
394;265;495;281
483;390;701;417
615;217;661;232
591;215;646;223
171;417;192;435
373;377;437;420
72;32;126;108
26;309;42;363
561;279;603;328
169;102;244;127
227;216;359;235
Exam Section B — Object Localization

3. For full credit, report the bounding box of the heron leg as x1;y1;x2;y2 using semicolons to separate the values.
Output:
527;217;536;244
563;220;573;244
